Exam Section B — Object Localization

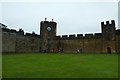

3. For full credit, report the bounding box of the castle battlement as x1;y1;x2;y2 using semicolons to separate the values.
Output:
59;33;95;40
101;20;115;27
116;29;120;35
2;27;40;37
10;29;17;33
41;18;57;24
56;36;61;40
25;33;40;37
41;21;49;23
77;34;83;38
58;33;104;40
0;23;7;28
94;33;102;38
84;34;94;38
2;28;11;32
1;19;120;53
69;34;76;39
61;35;68;39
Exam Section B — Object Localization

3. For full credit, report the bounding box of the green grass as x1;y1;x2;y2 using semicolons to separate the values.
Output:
0;54;2;78
2;53;118;78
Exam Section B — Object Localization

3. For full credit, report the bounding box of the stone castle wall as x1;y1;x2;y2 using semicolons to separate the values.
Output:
1;20;120;53
15;34;41;53
1;27;41;53
55;20;120;53
2;31;16;52
116;30;120;53
56;33;103;53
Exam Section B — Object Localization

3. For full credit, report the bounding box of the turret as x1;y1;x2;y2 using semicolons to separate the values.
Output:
101;20;116;41
40;18;57;52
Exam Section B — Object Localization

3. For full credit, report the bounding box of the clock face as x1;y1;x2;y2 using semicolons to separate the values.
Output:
47;27;51;32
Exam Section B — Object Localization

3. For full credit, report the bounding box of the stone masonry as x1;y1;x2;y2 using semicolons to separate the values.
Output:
1;19;120;53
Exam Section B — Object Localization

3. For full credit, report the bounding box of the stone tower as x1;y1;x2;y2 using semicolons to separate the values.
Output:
101;20;116;53
101;20;116;41
40;18;57;52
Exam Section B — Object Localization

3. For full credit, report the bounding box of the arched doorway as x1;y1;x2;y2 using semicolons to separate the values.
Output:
107;47;111;54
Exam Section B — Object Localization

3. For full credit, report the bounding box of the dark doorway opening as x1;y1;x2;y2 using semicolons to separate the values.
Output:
107;47;111;54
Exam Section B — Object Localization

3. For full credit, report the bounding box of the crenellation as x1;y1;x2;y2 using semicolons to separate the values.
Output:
25;33;39;38
94;33;102;36
56;36;61;40
0;23;7;28
106;21;109;25
61;35;68;39
26;33;33;36
94;33;102;38
49;21;56;24
10;29;17;33
102;20;115;26
101;22;104;27
116;29;120;35
43;21;49;23
85;34;94;38
111;20;115;26
69;34;76;39
1;19;120;53
2;28;10;32
76;34;83;38
17;29;24;35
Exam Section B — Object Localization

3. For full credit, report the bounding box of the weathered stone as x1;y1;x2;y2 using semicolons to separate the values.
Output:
1;20;120;53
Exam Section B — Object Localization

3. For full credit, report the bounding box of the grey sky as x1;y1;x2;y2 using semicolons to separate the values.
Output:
1;1;118;35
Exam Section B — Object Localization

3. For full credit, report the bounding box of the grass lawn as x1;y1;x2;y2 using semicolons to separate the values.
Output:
2;53;118;78
0;54;2;78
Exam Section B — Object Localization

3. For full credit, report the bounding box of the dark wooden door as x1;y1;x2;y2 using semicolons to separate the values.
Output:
107;47;111;54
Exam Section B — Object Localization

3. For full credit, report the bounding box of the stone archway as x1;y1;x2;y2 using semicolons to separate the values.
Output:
107;47;111;54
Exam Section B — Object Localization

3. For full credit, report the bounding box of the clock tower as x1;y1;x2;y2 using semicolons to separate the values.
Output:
40;18;57;52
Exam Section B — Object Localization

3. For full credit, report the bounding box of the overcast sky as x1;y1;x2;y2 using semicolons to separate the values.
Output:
1;0;119;35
